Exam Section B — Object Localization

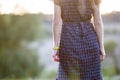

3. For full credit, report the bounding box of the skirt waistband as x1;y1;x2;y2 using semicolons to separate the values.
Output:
62;19;91;24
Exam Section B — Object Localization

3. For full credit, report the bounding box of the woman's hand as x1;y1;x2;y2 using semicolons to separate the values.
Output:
52;50;60;62
100;48;106;62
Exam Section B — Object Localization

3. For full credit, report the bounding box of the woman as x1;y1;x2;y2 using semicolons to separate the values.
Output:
52;0;106;80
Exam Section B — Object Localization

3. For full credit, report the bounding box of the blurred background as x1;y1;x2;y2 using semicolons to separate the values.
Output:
0;0;120;80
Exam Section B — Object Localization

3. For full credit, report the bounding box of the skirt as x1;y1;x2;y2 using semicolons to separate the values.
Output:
56;21;103;80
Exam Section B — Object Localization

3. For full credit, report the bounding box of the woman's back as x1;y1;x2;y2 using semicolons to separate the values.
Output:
54;0;94;22
53;0;104;80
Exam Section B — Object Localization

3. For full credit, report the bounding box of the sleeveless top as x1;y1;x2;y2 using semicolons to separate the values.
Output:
54;0;94;22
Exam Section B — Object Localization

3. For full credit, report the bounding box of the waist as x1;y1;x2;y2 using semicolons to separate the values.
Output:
63;19;91;24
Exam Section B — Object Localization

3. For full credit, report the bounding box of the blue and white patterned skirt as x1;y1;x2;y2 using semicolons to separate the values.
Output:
56;21;103;80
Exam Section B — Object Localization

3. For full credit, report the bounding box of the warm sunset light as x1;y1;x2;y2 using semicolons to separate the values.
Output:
101;0;120;14
0;0;120;15
0;0;54;15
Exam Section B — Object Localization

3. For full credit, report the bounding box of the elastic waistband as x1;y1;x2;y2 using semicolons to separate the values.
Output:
63;19;91;24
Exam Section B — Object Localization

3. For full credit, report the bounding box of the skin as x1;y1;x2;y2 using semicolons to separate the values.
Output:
52;1;106;62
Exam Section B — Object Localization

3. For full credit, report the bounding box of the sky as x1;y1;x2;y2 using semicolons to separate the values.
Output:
0;0;120;15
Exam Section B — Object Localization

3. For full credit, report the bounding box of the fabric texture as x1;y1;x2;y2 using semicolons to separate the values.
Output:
54;0;103;80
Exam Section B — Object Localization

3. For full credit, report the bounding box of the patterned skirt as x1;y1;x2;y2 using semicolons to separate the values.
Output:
56;21;103;80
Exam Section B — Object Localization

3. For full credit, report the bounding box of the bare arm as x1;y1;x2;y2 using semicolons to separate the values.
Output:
93;4;104;49
52;4;62;47
52;4;62;62
93;2;106;61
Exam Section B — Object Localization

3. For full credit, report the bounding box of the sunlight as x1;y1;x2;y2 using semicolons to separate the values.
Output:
101;0;120;14
0;0;16;14
0;0;54;15
16;0;54;14
0;0;120;15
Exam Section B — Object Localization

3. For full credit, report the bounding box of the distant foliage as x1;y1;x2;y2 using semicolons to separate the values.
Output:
102;11;120;23
104;40;117;54
0;47;44;78
104;29;120;34
0;14;44;78
104;40;120;76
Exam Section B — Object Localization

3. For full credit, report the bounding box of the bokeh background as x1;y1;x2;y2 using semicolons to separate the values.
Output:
0;0;120;80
